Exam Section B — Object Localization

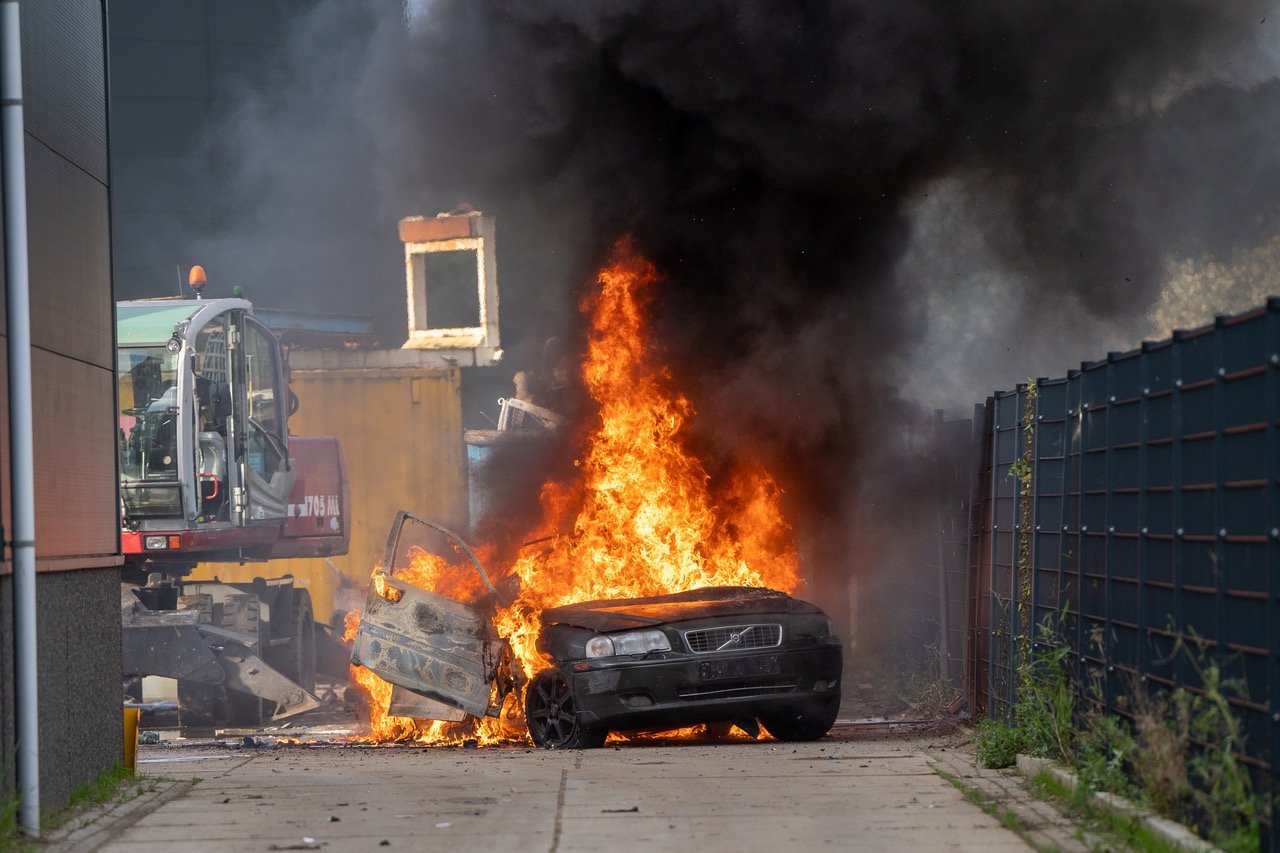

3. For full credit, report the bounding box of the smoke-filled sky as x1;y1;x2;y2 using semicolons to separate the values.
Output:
178;0;1280;614
191;0;1280;402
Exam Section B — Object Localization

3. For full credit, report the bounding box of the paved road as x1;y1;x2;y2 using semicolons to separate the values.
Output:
52;732;1058;853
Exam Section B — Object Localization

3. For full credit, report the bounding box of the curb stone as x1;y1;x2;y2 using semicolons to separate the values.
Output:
926;746;1103;851
1015;754;1218;853
41;780;193;853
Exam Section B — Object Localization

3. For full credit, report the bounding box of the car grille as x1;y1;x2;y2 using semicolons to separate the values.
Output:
683;624;782;654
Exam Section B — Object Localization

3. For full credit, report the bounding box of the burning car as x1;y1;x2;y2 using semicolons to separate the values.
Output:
350;512;843;747
524;585;843;748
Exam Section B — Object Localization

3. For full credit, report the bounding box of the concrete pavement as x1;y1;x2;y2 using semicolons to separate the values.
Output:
44;727;1105;853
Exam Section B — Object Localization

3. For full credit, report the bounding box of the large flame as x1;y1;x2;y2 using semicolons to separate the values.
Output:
495;241;800;679
347;240;800;743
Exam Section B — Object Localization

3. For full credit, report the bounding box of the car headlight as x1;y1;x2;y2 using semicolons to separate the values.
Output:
585;629;671;658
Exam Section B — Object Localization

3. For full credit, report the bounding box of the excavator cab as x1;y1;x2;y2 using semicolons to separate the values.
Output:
117;298;348;577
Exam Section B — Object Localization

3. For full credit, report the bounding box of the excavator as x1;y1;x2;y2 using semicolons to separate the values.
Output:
118;271;350;729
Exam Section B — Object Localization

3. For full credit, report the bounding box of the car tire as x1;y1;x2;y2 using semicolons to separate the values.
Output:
758;696;840;742
525;668;607;749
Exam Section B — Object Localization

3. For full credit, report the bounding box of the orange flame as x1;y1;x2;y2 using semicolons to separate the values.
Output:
347;240;800;743
344;554;514;745
495;241;800;677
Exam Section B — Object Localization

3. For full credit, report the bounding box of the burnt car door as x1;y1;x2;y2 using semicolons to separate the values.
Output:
349;511;511;719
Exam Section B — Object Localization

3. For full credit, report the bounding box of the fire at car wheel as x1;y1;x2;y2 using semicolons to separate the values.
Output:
758;697;840;742
526;668;607;749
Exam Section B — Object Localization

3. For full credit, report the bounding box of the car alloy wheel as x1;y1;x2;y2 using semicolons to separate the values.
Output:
525;668;607;749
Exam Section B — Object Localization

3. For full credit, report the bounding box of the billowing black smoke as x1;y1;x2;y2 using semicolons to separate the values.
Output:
366;1;1278;319
190;0;1280;649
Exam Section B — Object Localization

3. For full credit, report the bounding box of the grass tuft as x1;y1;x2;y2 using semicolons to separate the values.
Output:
1;761;171;850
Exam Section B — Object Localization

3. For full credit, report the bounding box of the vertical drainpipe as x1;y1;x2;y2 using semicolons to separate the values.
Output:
0;0;40;835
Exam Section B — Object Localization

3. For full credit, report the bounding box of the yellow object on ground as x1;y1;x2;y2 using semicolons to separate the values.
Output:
123;708;139;772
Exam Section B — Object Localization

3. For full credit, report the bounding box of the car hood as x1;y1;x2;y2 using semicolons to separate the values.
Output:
540;586;822;632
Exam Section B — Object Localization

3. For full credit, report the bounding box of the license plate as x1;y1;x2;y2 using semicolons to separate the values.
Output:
699;655;781;681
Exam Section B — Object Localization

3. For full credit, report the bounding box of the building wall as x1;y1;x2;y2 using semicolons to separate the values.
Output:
0;0;123;811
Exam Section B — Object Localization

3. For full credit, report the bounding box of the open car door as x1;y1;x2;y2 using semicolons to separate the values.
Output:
349;512;512;719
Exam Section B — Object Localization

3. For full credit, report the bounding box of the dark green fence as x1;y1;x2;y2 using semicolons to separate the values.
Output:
968;298;1280;847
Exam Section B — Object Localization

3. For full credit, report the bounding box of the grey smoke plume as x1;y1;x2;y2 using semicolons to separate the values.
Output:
204;1;1280;388
187;0;1280;636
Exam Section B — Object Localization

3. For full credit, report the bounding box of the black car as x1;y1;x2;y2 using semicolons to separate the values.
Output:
525;587;843;748
350;512;843;748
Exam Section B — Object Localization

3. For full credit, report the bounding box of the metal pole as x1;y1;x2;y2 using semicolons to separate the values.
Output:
934;410;951;680
1;0;41;835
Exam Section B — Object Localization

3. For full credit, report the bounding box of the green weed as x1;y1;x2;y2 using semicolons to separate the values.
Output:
1178;651;1261;851
1010;382;1037;675
1074;711;1135;797
57;761;137;822
1014;621;1077;763
975;717;1022;769
976;620;1078;769
989;615;1265;851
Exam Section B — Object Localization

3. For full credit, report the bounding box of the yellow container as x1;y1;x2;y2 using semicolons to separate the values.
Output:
123;708;139;772
192;365;468;626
